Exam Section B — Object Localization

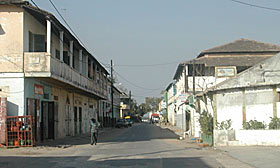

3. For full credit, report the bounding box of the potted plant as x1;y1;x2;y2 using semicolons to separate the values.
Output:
198;111;213;146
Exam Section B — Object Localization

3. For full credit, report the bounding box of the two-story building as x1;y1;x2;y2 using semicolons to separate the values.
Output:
170;38;280;137
0;0;109;141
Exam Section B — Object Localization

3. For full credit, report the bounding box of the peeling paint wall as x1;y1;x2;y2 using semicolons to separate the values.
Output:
0;5;24;72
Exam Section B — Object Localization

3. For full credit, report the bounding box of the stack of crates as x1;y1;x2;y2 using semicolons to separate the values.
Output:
6;116;34;147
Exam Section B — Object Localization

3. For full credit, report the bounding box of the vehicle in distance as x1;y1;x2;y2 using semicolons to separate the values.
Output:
116;119;129;128
151;114;160;124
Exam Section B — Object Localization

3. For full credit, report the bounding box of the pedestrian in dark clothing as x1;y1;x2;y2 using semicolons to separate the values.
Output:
90;118;100;145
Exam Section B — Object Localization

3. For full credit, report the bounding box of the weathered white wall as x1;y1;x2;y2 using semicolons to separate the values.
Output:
0;5;24;72
0;73;24;116
188;76;226;92
236;130;280;146
245;89;274;124
216;91;243;130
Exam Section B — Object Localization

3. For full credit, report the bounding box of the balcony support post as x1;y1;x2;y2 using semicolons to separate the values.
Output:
70;41;73;68
86;55;88;77
79;49;83;73
60;31;64;61
46;20;51;54
90;61;93;79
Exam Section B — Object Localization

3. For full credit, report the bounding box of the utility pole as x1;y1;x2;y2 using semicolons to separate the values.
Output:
111;60;114;127
129;90;131;115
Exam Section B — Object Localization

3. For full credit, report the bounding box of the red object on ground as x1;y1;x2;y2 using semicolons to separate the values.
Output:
6;116;34;147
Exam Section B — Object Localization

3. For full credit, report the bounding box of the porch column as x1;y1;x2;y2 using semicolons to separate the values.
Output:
273;87;277;117
90;61;93;79
242;89;246;123
69;41;73;68
79;49;83;73
85;55;88;77
60;31;64;61
46;20;51;53
95;65;98;82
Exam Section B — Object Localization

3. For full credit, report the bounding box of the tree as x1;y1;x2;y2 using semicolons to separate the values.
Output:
145;97;161;112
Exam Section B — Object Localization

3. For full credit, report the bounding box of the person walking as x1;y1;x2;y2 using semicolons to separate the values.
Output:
90;118;100;145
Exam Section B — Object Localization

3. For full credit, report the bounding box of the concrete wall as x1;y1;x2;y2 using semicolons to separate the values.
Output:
215;87;275;131
0;5;24;72
214;130;280;146
216;91;243;130
0;73;24;116
245;88;273;124
236;130;280;146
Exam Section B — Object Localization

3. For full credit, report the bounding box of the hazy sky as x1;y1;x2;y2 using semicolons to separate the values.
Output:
33;0;280;103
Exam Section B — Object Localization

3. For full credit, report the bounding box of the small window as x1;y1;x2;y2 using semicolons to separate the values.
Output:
63;51;69;65
55;50;60;59
277;92;280;102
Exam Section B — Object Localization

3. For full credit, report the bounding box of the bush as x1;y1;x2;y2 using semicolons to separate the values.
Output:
198;111;213;136
269;117;280;129
243;120;266;130
216;119;232;130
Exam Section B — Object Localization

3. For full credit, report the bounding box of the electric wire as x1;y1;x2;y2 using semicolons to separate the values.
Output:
113;61;182;67
228;0;280;12
47;0;109;67
27;0;109;74
114;70;165;91
48;0;86;48
30;0;39;9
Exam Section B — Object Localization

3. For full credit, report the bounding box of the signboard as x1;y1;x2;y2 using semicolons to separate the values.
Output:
215;66;236;78
179;93;188;103
161;102;166;109
34;84;44;95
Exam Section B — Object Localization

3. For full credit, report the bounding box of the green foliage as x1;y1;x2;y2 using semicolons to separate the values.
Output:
269;117;280;129
243;120;266;130
198;111;213;136
145;97;162;112
216;119;232;130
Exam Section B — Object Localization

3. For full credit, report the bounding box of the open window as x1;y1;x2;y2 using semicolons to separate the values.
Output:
29;31;46;52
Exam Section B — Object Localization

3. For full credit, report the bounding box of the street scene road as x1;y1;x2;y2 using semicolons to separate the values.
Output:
0;123;252;168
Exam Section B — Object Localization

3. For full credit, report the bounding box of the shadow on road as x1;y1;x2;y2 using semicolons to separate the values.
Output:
0;156;215;168
98;123;180;143
35;123;179;148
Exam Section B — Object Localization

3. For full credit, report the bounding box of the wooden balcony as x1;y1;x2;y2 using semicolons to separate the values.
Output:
24;52;106;99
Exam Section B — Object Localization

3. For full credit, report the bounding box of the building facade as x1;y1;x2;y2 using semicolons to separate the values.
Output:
166;38;280;137
0;1;109;141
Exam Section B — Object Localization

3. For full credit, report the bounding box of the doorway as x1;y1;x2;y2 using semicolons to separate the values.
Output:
79;107;82;134
41;101;55;140
74;107;78;135
65;105;71;136
26;98;40;142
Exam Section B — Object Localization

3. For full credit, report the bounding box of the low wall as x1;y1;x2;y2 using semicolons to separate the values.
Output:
214;130;235;146
214;130;280;146
236;130;280;146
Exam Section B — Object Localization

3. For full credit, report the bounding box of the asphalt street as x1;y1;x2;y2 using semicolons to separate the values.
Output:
0;123;252;168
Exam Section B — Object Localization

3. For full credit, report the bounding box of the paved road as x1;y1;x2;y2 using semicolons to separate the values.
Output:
219;146;280;168
0;123;251;168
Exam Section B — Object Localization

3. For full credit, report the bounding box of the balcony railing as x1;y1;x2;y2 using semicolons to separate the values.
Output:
24;52;106;98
